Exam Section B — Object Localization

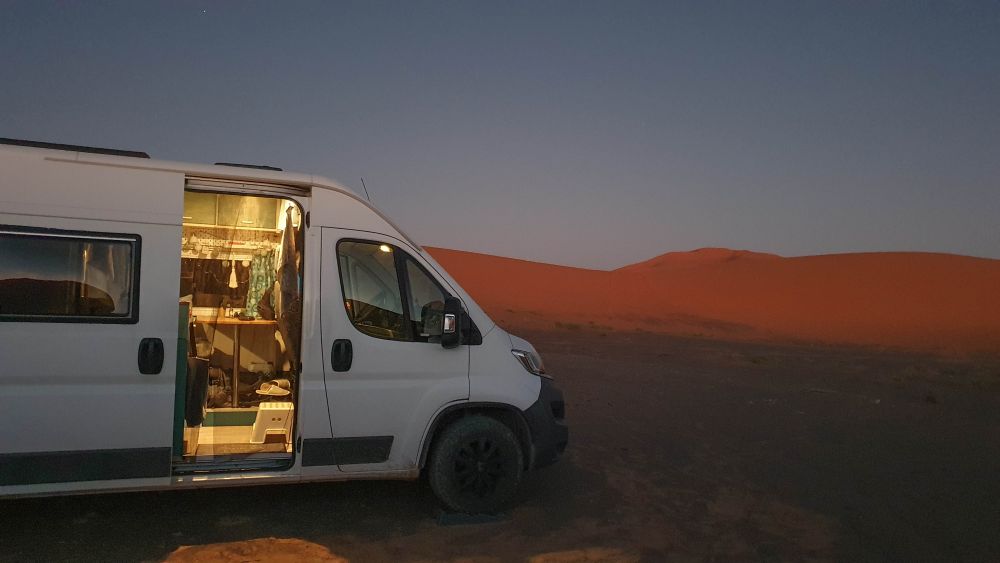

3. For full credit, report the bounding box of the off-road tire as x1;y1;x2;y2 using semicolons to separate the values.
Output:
428;415;524;513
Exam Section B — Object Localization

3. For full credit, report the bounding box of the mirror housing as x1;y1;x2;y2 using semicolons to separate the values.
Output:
441;296;463;349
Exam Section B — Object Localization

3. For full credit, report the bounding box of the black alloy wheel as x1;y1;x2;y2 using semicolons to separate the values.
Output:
428;415;524;513
455;437;507;498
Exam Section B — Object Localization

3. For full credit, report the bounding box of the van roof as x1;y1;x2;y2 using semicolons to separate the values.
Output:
0;138;340;191
0;139;421;250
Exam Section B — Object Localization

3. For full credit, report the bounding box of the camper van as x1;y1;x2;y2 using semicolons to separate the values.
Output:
0;139;567;513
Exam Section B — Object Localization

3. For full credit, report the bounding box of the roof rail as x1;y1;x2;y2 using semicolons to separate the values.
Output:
215;162;283;172
0;137;150;159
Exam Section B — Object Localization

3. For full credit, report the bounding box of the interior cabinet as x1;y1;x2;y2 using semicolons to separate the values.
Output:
183;192;218;225
218;195;279;229
183;193;279;230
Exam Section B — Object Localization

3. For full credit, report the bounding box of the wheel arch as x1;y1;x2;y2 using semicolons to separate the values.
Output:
418;402;533;471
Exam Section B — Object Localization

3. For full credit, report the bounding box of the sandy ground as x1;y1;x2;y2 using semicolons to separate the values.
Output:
3;323;1000;562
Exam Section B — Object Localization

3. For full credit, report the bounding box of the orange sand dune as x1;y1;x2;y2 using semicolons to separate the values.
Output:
616;247;781;273
427;247;1000;356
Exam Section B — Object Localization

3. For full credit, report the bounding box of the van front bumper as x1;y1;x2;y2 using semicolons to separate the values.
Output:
523;378;568;469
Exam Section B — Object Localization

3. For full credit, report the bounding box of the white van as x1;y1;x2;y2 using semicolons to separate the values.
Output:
0;138;567;513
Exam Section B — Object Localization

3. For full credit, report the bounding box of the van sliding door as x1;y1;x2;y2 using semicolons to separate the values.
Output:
0;158;183;494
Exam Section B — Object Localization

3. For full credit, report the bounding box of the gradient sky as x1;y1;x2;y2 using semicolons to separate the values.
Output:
2;1;998;269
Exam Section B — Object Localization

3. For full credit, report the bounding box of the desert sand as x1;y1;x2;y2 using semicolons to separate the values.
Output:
428;247;1000;356
6;327;999;561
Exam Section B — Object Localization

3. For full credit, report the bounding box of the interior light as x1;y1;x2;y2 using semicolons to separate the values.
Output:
379;244;392;253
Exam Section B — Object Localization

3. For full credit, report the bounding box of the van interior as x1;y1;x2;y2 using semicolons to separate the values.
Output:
174;190;303;469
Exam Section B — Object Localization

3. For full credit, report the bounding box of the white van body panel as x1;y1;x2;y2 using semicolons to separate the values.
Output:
296;223;340;481
0;213;182;450
470;329;541;411
0;149;182;226
0;149;184;495
309;186;409;240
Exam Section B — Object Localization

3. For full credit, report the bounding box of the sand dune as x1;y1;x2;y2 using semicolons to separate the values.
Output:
427;247;1000;355
615;247;781;272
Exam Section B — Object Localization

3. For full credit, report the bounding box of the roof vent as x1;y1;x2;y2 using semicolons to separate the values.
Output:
215;162;283;172
0;137;150;158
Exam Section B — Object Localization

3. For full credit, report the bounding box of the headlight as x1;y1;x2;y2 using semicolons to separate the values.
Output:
511;349;552;379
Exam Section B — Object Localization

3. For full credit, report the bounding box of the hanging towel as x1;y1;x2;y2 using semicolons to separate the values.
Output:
245;250;276;319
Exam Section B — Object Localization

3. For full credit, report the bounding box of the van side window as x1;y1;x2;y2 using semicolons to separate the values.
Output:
337;241;409;341
403;256;447;343
336;240;456;344
0;226;140;323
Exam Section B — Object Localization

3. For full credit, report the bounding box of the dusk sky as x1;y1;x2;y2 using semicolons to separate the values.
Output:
2;1;998;269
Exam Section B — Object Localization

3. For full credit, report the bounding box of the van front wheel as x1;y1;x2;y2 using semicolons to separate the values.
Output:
428;415;524;514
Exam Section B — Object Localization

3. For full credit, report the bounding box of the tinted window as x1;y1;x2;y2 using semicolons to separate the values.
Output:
0;227;140;322
337;241;408;341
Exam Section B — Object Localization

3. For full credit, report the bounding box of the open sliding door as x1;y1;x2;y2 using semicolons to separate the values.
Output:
0;154;184;494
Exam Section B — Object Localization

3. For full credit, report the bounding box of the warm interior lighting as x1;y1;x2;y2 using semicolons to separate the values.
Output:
379;244;391;253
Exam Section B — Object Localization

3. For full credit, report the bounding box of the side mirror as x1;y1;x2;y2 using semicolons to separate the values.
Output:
440;296;462;349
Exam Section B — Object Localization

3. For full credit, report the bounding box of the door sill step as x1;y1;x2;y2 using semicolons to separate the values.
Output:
172;456;292;475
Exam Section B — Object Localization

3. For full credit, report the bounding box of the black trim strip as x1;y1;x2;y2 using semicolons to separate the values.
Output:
301;438;336;466
0;447;172;486
0;137;150;159
214;162;283;172
301;436;394;466
394;246;416;341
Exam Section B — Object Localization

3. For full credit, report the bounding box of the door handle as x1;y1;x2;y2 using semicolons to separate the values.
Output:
138;338;164;375
332;339;353;372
